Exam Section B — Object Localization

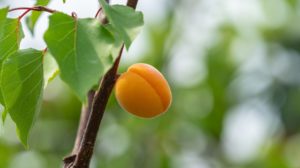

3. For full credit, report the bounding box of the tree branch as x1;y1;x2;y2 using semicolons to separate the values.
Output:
63;91;95;168
73;91;95;154
126;0;138;9
72;45;124;168
64;0;139;167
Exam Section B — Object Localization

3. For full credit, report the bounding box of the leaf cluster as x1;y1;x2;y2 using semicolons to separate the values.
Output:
0;0;144;146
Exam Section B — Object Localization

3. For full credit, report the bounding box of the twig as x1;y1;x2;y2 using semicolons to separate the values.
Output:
9;6;57;20
9;6;56;13
127;0;138;9
9;7;34;12
34;6;56;13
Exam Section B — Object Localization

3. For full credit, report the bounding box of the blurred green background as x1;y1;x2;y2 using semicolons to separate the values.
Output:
1;0;300;167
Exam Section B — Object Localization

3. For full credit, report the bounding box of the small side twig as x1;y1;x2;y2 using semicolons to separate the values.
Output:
34;6;56;13
9;6;56;13
9;6;57;20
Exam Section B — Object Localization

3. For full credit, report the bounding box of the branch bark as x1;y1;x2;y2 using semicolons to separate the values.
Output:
127;0;138;9
64;0;139;167
63;91;95;168
72;90;95;154
71;45;124;168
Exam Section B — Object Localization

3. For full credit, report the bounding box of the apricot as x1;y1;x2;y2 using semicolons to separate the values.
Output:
115;63;172;118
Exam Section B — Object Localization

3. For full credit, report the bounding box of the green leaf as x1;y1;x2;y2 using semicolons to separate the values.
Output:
0;19;23;62
44;13;120;102
0;7;8;127
1;49;44;147
0;8;9;107
0;7;8;36
26;0;50;34
0;13;24;121
99;0;144;49
43;52;59;88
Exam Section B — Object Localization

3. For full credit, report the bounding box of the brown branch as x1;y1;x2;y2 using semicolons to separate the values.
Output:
126;0;138;9
72;91;95;154
34;6;56;13
72;45;124;168
63;91;95;168
64;0;139;167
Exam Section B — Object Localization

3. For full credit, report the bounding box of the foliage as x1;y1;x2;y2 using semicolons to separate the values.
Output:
0;1;143;146
26;0;50;34
1;49;44;147
1;0;300;168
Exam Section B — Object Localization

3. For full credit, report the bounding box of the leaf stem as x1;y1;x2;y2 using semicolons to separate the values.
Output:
9;6;57;20
9;6;56;13
9;7;33;12
94;7;102;18
18;9;31;20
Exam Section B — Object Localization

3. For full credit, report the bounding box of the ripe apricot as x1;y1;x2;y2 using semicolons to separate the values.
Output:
115;63;172;118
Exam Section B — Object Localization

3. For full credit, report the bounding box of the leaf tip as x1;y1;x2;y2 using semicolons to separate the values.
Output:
16;127;29;149
1;110;7;123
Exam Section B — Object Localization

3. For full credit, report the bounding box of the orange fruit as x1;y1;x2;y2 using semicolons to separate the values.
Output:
115;63;172;118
